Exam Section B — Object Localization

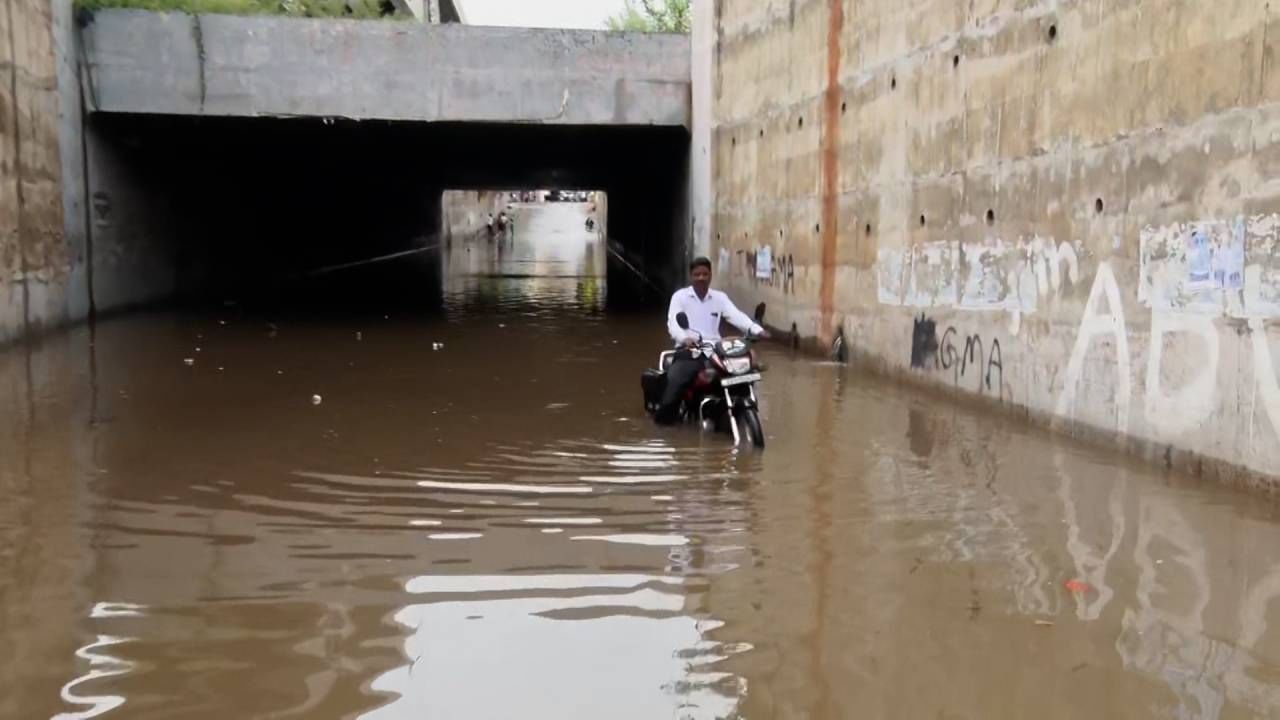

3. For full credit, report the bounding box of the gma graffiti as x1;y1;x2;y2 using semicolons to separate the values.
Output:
910;314;1004;395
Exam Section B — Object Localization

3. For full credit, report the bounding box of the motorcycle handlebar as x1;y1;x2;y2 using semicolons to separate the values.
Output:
683;333;761;351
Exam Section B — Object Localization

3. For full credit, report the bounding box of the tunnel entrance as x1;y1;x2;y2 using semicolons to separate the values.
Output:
439;190;607;321
81;114;688;319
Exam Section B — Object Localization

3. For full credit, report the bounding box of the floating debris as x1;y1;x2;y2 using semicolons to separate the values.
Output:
311;394;323;406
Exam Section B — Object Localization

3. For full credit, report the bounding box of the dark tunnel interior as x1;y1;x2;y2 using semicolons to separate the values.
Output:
83;114;691;317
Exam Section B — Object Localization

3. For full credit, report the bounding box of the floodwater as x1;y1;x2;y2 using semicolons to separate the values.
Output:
5;204;1280;720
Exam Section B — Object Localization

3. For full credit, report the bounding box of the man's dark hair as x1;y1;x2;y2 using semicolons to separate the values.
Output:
690;256;713;272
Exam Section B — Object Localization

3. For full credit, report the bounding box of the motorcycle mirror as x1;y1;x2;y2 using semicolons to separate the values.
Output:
753;302;767;323
676;312;690;330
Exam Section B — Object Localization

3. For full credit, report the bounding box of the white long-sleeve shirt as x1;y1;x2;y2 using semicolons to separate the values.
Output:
667;286;763;345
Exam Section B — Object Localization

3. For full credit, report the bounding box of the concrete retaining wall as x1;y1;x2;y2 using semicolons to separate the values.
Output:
1;0;69;343
705;0;1280;487
443;190;505;244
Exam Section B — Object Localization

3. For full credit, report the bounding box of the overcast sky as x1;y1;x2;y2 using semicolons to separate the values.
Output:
457;0;630;29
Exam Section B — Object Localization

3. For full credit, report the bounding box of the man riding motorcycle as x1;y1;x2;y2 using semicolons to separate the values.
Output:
655;257;770;425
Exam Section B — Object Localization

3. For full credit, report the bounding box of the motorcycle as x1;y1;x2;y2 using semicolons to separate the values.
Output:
641;304;768;448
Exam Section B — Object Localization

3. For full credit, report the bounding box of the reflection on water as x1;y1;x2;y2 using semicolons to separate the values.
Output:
54;604;143;720
368;571;740;720
6;203;1280;718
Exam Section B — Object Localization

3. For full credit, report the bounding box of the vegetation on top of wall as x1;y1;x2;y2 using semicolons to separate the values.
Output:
604;0;690;33
72;0;405;20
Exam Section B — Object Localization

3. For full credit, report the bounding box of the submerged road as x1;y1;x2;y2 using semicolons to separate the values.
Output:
4;204;1280;719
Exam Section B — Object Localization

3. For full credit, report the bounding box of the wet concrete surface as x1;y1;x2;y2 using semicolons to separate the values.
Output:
5;204;1280;719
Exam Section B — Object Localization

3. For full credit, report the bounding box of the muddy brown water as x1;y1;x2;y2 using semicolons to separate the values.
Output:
5;204;1280;719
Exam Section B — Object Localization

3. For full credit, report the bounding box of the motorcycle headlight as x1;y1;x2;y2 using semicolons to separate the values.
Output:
724;357;752;374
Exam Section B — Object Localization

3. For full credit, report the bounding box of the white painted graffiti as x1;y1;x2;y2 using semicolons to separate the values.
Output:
1056;262;1280;445
878;236;1083;311
1056;262;1132;432
1144;312;1220;437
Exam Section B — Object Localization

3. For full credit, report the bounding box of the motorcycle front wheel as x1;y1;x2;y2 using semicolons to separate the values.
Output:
740;407;765;448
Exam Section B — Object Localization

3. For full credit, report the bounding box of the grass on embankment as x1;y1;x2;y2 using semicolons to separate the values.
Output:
73;0;407;20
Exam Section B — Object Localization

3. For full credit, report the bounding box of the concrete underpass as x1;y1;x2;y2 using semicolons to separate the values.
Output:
74;10;691;315
84;114;689;312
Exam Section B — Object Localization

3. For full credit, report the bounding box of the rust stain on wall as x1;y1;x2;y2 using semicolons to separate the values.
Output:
818;0;843;340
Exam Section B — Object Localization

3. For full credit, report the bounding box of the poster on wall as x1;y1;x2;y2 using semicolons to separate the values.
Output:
756;246;773;281
1186;229;1215;291
717;247;730;276
1216;218;1246;290
1140;217;1249;315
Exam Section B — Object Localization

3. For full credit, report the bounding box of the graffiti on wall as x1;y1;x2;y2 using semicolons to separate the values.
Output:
909;315;1004;395
878;241;960;307
910;314;938;369
1054;215;1280;445
879;237;1081;313
887;216;1280;452
736;247;796;294
939;327;1003;393
1056;262;1132;431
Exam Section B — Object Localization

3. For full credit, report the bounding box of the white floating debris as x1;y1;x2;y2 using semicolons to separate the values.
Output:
195;347;202;353
311;394;323;405
524;517;603;526
428;533;483;541
182;358;195;367
432;342;444;350
356;332;363;341
571;533;689;547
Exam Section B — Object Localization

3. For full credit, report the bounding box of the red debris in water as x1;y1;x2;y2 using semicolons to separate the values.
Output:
1064;579;1091;594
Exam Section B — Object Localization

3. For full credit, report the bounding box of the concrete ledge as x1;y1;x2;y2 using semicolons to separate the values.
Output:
78;10;691;126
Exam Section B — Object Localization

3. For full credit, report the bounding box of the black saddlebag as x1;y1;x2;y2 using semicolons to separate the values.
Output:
641;369;666;411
